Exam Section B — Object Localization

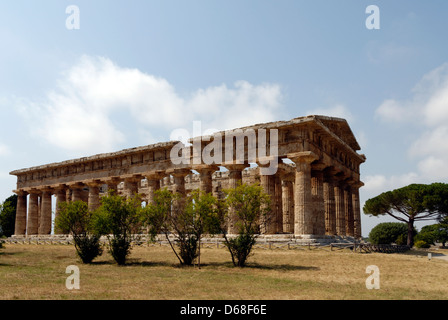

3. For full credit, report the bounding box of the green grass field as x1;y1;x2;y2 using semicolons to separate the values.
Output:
1;244;447;300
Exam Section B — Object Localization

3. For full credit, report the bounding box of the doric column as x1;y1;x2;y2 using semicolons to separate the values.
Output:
54;185;67;234
274;173;283;233
287;151;319;237
258;167;276;234
14;190;28;236
194;165;218;194
39;188;53;235
105;177;121;194
323;169;336;236
351;181;364;239
311;167;326;236
224;163;249;234
167;168;191;196
334;177;346;236
86;180;102;211
123;175;142;199
144;170;166;205
344;184;354;237
70;183;84;202
27;190;40;236
281;179;294;233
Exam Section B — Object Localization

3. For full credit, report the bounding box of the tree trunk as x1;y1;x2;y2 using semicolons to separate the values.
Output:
407;219;414;247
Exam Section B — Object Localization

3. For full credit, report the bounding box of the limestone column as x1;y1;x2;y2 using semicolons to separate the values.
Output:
105;177;121;194
167;169;191;196
14;190;28;236
144;171;166;205
311;168;326;236
87;181;102;211
334;178;346;236
344;185;354;237
224;163;249;234
71;183;84;202
281;179;294;233
287;151;319;237
123;176;142;199
27;191;39;235
194;165;218;194
39;188;53;235
323;170;336;236
54;185;67;234
258;167;276;234
351;181;363;239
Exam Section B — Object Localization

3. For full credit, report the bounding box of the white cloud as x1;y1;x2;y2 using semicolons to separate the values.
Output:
374;62;448;183
0;143;10;156
363;172;420;195
16;55;284;156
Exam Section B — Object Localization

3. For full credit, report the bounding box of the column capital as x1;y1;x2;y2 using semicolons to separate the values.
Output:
123;174;144;182
13;189;28;196
222;163;249;172
144;170;167;181
287;151;319;164
347;180;364;188
192;164;219;173
85;179;103;188
311;162;328;171
166;168;191;177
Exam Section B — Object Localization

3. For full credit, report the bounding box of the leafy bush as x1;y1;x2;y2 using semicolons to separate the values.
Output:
368;222;412;245
414;240;431;248
55;201;103;264
94;193;143;265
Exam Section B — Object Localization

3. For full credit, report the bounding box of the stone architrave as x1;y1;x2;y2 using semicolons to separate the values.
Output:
287;151;319;237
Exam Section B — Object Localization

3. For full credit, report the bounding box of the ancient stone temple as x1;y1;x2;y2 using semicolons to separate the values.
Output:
10;115;365;239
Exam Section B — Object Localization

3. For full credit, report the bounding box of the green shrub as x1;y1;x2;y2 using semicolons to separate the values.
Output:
368;222;412;245
414;240;431;248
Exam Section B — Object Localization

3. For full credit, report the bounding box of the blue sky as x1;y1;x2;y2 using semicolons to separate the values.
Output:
1;0;448;237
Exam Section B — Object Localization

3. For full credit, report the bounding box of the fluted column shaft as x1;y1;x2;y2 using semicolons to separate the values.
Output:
14;191;28;236
288;151;319;236
344;185;354;237
323;174;336;235
39;189;52;235
334;179;346;236
225;164;248;234
311;170;325;236
27;192;39;235
281;180;294;233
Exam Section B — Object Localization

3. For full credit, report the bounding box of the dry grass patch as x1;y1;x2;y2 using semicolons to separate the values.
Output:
1;244;447;300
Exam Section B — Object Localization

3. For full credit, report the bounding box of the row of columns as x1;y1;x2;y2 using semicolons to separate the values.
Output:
14;156;362;238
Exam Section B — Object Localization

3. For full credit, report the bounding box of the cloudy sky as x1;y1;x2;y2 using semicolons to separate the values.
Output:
1;0;447;237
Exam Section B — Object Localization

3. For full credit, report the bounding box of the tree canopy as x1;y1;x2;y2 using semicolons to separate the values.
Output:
363;183;448;246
